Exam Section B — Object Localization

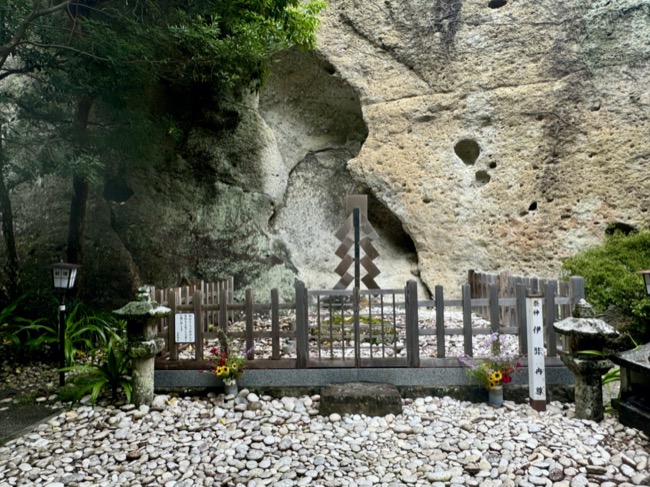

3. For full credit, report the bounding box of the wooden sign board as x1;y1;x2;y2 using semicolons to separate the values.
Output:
527;295;546;411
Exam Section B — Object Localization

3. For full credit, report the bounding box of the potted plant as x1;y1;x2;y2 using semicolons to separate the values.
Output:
458;332;522;406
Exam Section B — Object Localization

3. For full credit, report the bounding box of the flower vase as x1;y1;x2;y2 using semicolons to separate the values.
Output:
224;379;238;396
488;385;504;407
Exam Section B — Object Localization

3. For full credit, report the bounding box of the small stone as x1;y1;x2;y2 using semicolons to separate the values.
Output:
570;474;589;487
151;395;168;411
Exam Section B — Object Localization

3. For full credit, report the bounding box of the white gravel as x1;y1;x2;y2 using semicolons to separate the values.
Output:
0;391;648;487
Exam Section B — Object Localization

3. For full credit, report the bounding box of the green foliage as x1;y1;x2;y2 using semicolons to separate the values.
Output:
167;0;327;92
62;337;132;404
3;300;125;366
0;295;43;356
57;373;102;404
562;230;650;342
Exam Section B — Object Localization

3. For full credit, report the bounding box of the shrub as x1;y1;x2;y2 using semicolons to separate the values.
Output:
561;230;650;343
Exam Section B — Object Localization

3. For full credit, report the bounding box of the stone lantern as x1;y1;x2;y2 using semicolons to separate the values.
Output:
113;287;170;406
553;300;619;422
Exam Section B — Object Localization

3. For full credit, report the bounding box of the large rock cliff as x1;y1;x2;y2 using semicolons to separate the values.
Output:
5;0;650;303
296;0;650;291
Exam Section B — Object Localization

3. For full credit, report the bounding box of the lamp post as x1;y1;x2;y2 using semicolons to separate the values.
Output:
639;270;650;297
48;262;80;386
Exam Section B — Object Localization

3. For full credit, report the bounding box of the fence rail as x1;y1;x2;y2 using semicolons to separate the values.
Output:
153;275;585;371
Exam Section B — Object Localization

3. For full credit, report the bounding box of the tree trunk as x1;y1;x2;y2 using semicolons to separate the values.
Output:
66;94;93;293
0;125;20;300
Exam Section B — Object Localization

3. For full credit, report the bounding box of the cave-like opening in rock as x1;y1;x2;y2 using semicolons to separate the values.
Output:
475;170;491;186
259;49;420;290
454;139;481;165
488;0;507;8
103;177;134;203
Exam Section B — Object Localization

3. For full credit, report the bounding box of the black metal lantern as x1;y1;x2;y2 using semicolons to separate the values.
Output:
49;262;80;292
639;270;650;297
48;262;80;386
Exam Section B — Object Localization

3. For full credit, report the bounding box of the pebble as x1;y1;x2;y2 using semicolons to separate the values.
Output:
0;394;647;487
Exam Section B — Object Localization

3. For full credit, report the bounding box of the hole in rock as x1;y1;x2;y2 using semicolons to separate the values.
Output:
475;170;491;186
489;161;497;169
605;221;636;236
528;201;538;212
454;139;481;165
103;177;134;203
488;0;507;8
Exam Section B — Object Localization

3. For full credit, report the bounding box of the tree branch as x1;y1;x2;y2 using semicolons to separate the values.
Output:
0;0;72;72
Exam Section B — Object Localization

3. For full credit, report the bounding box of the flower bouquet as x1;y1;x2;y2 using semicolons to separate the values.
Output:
458;332;522;390
209;346;246;384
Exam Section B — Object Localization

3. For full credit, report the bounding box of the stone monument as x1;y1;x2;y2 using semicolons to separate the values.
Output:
553;300;619;422
113;287;171;406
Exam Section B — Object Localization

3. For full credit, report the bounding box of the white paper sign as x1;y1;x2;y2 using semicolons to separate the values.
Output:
175;313;195;343
527;296;546;405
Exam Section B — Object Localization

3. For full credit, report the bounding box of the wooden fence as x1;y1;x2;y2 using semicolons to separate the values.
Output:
468;270;580;327
153;275;586;371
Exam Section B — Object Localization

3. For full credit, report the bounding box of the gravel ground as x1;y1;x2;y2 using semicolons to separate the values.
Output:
0;386;649;487
0;316;647;487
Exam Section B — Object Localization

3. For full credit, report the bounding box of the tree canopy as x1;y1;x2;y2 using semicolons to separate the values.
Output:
0;0;326;300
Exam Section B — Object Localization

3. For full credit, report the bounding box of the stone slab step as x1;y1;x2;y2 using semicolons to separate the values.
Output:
319;382;402;417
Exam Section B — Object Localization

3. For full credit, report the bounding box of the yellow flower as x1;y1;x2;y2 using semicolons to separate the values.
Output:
215;366;227;377
490;370;503;383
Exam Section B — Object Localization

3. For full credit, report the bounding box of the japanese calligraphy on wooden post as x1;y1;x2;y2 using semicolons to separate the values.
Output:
175;313;196;344
333;195;380;290
527;294;546;411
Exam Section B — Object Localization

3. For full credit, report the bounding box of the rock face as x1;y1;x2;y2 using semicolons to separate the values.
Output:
4;0;650;302
305;0;650;292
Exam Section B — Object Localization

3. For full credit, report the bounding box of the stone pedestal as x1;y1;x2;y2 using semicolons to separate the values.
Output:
114;287;170;406
561;355;613;422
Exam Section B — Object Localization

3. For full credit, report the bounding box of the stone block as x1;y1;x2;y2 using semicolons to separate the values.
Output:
319;382;402;417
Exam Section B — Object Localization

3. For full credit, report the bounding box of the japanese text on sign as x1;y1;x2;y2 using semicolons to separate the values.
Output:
527;296;546;404
175;313;195;344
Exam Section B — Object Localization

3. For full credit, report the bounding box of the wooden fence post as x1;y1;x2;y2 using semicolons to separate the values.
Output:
468;270;476;297
405;280;420;367
245;288;254;359
570;276;585;305
227;276;235;324
516;282;528;355
168;289;178;361
271;289;280;360
194;290;203;360
489;283;500;332
295;281;308;369
462;284;472;357
435;285;445;359
219;288;228;334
